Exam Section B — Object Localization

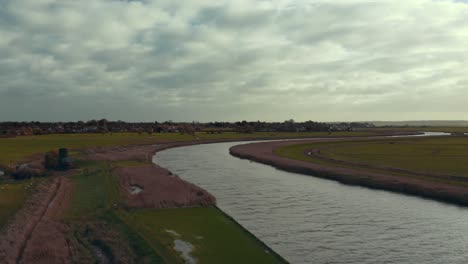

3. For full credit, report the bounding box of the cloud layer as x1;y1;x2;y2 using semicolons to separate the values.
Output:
1;0;468;121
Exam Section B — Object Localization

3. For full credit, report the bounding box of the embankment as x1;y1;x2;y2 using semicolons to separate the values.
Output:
229;140;468;206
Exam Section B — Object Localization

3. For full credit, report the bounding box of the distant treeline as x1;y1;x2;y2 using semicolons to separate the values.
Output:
0;119;374;136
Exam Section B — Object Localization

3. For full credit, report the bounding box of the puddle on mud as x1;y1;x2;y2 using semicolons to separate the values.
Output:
129;185;143;195
174;239;196;264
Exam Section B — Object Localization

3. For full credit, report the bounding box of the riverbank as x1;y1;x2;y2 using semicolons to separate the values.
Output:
229;138;468;206
2;131;386;231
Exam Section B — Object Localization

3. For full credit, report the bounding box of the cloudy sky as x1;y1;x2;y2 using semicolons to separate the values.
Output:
1;0;468;122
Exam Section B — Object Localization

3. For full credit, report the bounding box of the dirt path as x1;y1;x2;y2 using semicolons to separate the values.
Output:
20;176;74;264
229;139;468;206
0;174;75;264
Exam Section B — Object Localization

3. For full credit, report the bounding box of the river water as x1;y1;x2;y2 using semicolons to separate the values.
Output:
153;135;468;264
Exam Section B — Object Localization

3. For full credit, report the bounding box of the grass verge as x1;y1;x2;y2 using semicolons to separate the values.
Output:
123;207;285;264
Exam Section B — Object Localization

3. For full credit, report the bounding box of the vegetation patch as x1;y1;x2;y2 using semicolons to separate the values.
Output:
64;160;162;263
65;161;121;220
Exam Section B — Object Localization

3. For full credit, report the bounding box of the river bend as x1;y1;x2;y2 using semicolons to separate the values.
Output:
154;137;468;264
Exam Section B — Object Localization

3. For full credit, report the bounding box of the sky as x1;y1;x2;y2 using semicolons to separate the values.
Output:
1;0;468;122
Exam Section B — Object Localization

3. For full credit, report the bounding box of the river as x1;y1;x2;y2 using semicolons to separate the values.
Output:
153;134;468;264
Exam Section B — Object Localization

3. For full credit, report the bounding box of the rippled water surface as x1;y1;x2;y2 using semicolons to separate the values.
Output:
154;140;468;264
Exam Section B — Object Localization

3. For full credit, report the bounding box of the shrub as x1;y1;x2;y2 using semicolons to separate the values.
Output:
44;151;59;170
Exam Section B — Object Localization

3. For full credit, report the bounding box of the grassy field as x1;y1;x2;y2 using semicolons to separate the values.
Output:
0;131;378;165
275;136;468;181
0;133;171;165
317;137;468;176
0;180;34;228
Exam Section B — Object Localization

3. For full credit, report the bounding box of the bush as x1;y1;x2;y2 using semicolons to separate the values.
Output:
13;164;43;180
44;151;59;170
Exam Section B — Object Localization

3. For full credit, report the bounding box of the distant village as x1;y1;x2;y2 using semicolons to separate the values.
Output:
0;119;375;137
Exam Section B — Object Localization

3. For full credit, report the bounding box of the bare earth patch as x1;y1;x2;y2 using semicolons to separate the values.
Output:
85;141;218;209
116;165;216;208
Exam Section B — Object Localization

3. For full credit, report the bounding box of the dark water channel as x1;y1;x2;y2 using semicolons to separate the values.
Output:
154;134;468;264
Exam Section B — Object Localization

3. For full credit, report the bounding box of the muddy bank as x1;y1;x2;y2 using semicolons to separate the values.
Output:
116;165;216;208
86;141;218;209
229;140;468;206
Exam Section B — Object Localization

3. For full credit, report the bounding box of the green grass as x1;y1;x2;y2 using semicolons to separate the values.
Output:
124;207;284;264
318;137;468;176
0;133;167;165
276;136;468;182
65;161;121;220
0;180;35;228
101;210;164;263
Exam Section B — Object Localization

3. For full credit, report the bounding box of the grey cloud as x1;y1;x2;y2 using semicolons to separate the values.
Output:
1;0;468;121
